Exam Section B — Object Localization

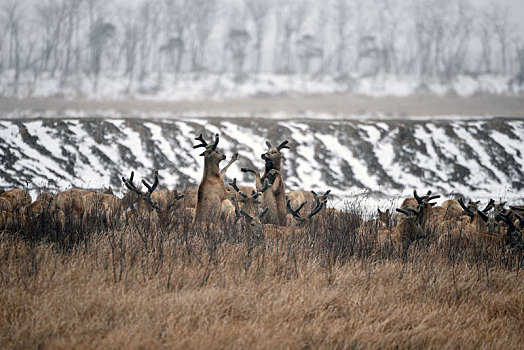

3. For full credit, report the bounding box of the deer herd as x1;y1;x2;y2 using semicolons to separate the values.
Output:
0;132;523;250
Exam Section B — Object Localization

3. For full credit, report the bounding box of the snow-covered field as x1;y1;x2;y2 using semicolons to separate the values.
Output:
1;71;522;101
1;115;523;210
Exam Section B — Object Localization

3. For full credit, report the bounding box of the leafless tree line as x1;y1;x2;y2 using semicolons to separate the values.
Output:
0;0;523;94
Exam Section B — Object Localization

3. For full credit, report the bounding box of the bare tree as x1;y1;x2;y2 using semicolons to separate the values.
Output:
296;34;323;74
35;0;67;76
61;0;82;85
89;19;115;92
246;0;272;73
334;0;351;74
2;1;23;95
273;0;308;74
488;4;512;75
188;0;217;72
226;29;251;78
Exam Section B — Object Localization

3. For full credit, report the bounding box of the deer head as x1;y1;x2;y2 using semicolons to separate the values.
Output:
378;208;391;227
122;170;183;213
194;133;226;165
285;190;327;224
262;140;290;172
238;207;269;238
229;178;271;213
458;198;492;217
496;211;524;248
122;170;160;210
476;209;500;235
395;205;426;240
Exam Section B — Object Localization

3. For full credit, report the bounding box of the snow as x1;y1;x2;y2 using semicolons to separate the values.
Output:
1;116;523;210
1;71;521;101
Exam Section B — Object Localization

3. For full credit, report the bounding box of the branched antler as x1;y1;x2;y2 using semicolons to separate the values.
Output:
414;190;440;205
286;196;306;219
230;178;248;200
122;171;160;210
277;140;290;150
286;192;326;223
166;190;185;211
193;133;209;149
481;198;495;213
253;179;271;199
193;133;219;154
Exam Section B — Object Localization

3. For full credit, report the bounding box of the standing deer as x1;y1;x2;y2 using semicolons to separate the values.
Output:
242;140;290;225
192;133;237;223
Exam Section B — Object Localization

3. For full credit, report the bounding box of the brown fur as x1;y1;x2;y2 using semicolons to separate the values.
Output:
379;215;425;250
0;189;32;212
258;142;289;225
400;197;418;210
193;136;231;223
441;199;463;218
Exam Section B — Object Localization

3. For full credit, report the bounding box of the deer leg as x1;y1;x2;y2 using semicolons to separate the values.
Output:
241;167;263;192
220;153;238;178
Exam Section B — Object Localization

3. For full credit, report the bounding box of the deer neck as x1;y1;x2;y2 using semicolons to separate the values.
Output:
262;159;281;178
203;159;221;180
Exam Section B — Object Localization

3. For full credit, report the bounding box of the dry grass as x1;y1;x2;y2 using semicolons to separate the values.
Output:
1;203;523;349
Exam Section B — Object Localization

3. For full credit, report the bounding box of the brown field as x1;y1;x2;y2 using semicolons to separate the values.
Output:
1;202;523;350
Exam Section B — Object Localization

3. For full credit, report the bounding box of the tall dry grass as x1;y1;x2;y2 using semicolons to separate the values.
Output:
0;200;523;349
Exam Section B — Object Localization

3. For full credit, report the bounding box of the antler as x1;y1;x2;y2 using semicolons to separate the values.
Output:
306;196;324;219
229;178;248;200
253;179;271;198
311;190;331;204
496;210;515;230
193;133;208;149
481;198;495;213
510;206;524;213
414;190;440;205
277;140;290;150
166;190;185;211
476;209;489;223
458;197;474;216
397;204;423;218
265;140;290;150
258;207;269;219
122;170;160;210
193;133;219;151
286;196;306;220
286;193;325;223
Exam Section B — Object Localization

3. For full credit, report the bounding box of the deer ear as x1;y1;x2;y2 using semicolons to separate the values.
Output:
378;208;383;214
199;151;206;156
386;209;390;215
266;141;272;149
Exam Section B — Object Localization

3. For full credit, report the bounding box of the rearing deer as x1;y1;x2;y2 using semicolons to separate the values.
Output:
193;133;237;223
242;140;290;225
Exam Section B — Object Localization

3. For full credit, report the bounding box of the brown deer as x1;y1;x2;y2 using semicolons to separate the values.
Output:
262;193;325;238
360;208;394;234
0;189;33;230
441;199;465;218
123;170;184;211
287;190;331;215
497;211;523;248
401;190;441;229
192;133;236;223
0;189;32;212
242;140;290;225
379;206;426;250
